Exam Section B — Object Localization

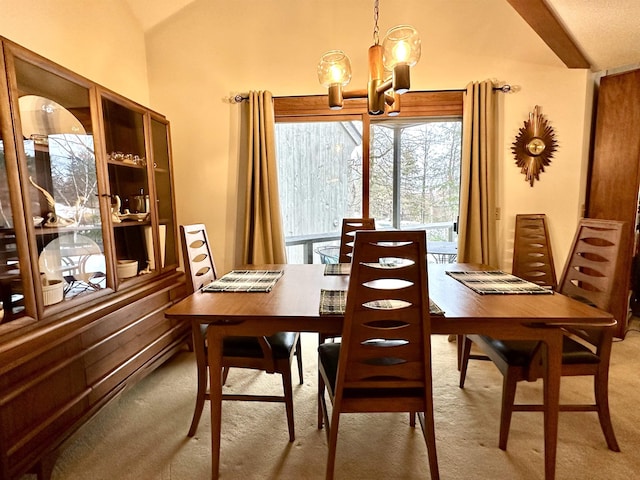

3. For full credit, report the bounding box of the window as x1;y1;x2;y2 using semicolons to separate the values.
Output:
274;92;463;263
370;118;462;240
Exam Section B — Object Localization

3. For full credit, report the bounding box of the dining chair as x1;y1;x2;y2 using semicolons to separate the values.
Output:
180;223;303;440
338;217;376;263
458;218;624;451
317;230;440;480
511;213;557;289
456;213;557;368
317;217;377;427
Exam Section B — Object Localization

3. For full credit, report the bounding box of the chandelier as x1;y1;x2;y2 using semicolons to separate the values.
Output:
317;0;421;116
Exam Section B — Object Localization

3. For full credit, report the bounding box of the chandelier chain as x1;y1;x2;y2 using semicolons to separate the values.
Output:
373;0;380;45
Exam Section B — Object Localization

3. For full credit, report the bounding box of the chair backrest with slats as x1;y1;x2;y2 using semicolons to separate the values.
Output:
338;218;376;263
512;214;557;289
337;230;431;401
558;218;625;315
180;224;218;294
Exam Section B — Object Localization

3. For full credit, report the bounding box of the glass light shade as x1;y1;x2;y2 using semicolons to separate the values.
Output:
382;25;421;69
317;50;352;87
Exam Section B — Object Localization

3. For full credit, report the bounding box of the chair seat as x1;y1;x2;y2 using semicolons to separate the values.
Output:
200;325;298;359
318;341;425;400
224;332;298;359
478;335;600;366
318;342;341;390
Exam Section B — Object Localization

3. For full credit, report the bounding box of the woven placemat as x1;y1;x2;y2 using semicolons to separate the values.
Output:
319;289;444;316
324;263;351;275
446;270;553;295
202;270;283;292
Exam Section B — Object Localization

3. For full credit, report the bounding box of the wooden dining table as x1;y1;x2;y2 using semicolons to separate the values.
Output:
165;262;615;480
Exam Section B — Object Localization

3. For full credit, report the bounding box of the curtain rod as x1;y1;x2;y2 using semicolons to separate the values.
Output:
229;84;515;103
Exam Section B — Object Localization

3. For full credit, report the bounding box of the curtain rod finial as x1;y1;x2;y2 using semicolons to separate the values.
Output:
223;93;248;104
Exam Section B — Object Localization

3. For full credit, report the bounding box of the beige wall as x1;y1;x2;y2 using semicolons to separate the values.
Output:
0;0;150;105
0;0;596;275
146;0;594;273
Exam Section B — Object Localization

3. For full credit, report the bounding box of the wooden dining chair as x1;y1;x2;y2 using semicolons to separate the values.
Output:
338;217;376;263
180;224;303;440
456;213;557;368
511;213;557;289
318;230;440;480
317;217;377;427
459;218;624;452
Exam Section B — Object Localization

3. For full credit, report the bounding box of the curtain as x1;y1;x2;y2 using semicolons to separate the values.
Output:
457;80;499;266
242;91;287;264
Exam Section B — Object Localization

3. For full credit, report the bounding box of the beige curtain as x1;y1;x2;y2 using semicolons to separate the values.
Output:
242;91;287;264
457;80;499;266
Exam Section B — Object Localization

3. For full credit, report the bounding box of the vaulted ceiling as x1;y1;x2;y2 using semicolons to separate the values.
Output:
124;0;640;72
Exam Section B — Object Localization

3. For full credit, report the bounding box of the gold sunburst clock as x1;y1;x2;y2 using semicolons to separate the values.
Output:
512;105;558;186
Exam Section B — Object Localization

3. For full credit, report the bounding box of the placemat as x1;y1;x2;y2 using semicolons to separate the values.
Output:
446;270;553;295
319;289;347;314
324;263;351;275
319;289;445;316
202;270;283;292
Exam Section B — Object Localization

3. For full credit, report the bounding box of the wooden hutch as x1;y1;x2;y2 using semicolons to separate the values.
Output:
0;38;189;479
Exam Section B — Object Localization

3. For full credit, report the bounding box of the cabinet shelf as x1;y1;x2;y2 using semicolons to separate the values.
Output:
113;221;150;227
33;225;103;235
107;159;147;169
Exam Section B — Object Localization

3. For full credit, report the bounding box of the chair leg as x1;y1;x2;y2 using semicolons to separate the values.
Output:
295;335;304;385
222;367;230;385
325;410;341;480
458;335;473;388
409;411;416;427
594;371;620;451
188;364;208;437
318;371;326;429
498;370;518;450
317;338;327;430
457;334;464;370
281;367;296;442
417;411;440;480
318;380;331;437
188;329;209;437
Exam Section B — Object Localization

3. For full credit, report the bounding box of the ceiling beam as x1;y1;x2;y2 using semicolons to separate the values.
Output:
506;0;591;69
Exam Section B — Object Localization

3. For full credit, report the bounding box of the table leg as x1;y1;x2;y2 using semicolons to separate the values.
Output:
207;327;224;480
543;331;563;480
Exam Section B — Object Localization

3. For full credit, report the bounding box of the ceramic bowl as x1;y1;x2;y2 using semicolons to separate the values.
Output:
42;279;64;306
116;259;138;279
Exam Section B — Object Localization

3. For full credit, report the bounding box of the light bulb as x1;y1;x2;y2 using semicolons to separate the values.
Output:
382;25;421;69
317;50;352;87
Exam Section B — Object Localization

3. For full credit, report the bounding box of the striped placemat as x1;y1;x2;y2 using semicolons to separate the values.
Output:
319;289;444;316
202;270;283;292
324;263;351;275
446;270;553;295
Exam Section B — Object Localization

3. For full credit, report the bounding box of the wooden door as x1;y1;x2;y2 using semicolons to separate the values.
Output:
586;68;640;338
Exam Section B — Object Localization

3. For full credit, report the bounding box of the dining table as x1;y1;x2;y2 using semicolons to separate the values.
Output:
164;262;615;480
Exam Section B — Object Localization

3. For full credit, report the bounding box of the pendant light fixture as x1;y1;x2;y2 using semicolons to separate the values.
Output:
317;0;421;116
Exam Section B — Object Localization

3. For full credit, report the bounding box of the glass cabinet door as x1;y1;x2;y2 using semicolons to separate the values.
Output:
11;53;107;307
101;95;154;282
149;115;177;271
0;105;30;323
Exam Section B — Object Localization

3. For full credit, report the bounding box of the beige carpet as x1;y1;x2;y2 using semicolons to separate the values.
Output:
24;325;640;480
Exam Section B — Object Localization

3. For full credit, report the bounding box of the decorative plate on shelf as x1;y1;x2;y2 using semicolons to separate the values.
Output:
38;234;106;286
19;95;86;139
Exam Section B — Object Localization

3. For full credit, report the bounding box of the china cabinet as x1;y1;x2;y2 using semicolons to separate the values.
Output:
0;38;188;480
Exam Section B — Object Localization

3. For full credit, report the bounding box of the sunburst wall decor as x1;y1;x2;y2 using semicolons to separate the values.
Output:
512;105;558;186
